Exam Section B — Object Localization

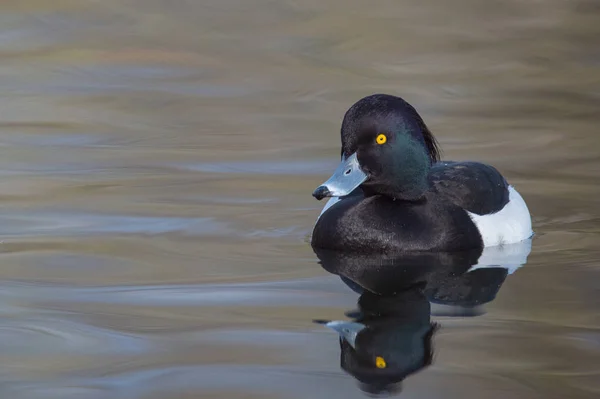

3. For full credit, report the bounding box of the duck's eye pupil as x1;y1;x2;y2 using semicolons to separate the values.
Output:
344;168;352;175
376;134;387;145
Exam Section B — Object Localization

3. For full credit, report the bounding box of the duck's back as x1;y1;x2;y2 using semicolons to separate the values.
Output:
429;161;509;215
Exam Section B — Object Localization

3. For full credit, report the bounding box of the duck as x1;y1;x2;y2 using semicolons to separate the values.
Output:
311;94;533;253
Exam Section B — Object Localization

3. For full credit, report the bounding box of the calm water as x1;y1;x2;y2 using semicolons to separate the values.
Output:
0;0;599;398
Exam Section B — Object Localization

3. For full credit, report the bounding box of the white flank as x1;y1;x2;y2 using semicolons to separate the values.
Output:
467;185;533;247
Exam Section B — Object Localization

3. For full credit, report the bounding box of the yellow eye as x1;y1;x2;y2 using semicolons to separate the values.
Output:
376;134;387;145
375;356;386;369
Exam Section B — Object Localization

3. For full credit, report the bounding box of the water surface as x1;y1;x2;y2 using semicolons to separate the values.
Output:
0;1;599;398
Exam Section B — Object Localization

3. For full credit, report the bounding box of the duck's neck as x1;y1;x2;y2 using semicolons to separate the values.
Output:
362;178;429;201
362;151;431;201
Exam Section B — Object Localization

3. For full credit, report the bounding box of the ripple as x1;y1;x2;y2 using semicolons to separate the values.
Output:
0;212;232;237
2;277;352;308
4;365;352;399
0;133;105;147
172;159;336;176
0;318;148;355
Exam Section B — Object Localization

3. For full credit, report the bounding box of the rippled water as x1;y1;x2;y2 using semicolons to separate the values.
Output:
0;0;599;398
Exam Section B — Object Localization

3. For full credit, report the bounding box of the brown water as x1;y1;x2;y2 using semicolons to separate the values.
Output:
0;0;599;398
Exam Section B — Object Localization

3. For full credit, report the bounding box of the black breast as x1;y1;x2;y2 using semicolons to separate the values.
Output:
311;193;483;253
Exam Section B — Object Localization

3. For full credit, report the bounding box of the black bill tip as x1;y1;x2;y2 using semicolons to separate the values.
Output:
312;185;331;200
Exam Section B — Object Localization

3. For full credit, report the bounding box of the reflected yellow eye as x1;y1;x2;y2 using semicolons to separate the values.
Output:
376;134;387;145
375;356;386;369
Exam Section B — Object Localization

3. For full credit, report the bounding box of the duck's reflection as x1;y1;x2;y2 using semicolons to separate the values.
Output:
314;240;532;396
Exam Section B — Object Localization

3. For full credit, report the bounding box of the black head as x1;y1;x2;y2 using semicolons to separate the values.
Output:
341;94;439;161
342;94;440;200
312;94;441;202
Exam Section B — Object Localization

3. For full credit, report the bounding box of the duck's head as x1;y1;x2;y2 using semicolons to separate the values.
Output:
313;94;440;201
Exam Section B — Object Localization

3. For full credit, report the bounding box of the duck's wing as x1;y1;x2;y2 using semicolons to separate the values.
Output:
429;161;509;215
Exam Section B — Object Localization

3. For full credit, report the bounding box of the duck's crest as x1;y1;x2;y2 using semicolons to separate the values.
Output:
411;107;441;164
